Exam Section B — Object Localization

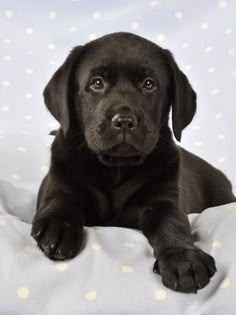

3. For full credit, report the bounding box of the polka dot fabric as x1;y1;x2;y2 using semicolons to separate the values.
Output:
0;0;236;193
0;192;236;314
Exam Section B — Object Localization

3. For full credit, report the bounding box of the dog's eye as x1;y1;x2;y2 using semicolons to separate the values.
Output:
90;77;105;91
142;78;157;92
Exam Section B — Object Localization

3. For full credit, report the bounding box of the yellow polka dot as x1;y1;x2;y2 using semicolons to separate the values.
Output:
212;240;223;248
124;242;135;248
24;245;34;253
154;289;167;301
227;204;236;210
200;22;209;30
225;28;232;35
48;11;57;20
25;27;34;35
217;134;225;140
219;1;227;8
0;218;6;225
2;80;11;87
86;290;97;301
11;174;21;181
55;262;68;271
4;10;14;18
89;33;97;40
68;27;78;32
131;21;139;30
2;105;9;110
41;165;49;174
24;245;40;255
48;43;56;49
17;287;29;299
3;38;12;44
93;11;101;19
24;115;32;120
220;278;231;288
91;243;102;251
17;146;27;152
121;265;133;273
25;93;33;99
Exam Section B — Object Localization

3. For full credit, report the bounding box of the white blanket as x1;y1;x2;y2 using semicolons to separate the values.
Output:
0;180;236;314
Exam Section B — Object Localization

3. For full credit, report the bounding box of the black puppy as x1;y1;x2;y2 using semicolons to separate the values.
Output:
31;32;235;293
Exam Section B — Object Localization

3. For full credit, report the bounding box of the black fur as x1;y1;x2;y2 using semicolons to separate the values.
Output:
31;32;235;293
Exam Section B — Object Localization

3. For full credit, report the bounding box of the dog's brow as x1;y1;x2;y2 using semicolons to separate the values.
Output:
89;64;155;79
89;66;108;77
137;65;155;77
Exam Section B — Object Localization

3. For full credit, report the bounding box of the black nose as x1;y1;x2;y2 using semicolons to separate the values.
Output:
111;114;138;131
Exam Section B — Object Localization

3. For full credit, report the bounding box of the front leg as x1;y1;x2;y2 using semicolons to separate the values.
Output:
31;173;85;260
140;199;217;293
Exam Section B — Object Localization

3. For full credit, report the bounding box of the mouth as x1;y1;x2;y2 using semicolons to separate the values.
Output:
98;143;145;167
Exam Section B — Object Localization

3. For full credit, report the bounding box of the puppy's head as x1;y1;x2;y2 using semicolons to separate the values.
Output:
44;32;196;167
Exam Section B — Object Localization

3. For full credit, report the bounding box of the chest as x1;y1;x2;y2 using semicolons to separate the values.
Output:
84;175;153;228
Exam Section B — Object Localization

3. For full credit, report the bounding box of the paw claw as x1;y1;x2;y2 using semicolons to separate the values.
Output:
153;260;160;274
174;281;179;290
50;243;56;250
36;230;42;237
153;266;158;273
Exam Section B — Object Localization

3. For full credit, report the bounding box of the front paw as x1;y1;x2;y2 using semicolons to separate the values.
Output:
31;215;84;260
153;248;217;293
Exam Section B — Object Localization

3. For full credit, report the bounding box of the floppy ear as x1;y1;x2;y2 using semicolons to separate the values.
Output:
43;46;83;136
163;49;197;142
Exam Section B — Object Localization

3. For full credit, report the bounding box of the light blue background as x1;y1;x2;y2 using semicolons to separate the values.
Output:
0;0;236;193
